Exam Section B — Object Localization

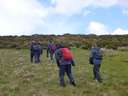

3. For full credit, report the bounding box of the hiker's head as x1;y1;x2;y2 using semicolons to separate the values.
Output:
32;40;36;44
56;44;64;49
92;43;97;48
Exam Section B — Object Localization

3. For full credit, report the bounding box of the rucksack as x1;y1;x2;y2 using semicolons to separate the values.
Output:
61;48;73;60
95;48;103;60
32;44;40;51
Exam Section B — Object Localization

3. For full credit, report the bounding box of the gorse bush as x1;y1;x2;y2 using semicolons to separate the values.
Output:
0;34;128;49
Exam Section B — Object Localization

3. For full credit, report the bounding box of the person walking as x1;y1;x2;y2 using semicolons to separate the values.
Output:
30;41;42;63
54;45;76;87
90;43;103;83
47;41;56;61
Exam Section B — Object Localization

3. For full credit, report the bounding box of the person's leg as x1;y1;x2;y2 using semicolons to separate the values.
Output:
94;64;102;82
59;65;65;87
97;64;102;82
93;65;96;80
34;54;37;63
31;52;34;63
56;59;60;67
47;49;49;58
37;53;40;63
66;65;76;86
50;52;53;60
34;53;39;63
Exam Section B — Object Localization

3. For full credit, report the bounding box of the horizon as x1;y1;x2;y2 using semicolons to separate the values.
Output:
0;33;128;37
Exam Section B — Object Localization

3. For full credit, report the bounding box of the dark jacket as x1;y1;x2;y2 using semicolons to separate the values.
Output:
31;43;42;55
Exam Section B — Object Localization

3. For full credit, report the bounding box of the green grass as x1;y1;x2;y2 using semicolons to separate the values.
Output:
0;48;128;96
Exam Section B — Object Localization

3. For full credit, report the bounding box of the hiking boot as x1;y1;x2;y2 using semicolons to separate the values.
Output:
70;81;76;87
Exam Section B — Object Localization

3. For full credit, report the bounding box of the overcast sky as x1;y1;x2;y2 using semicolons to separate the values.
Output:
0;0;128;35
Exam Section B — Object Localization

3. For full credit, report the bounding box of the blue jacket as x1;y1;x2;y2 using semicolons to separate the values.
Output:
31;43;42;55
90;47;102;65
54;48;75;66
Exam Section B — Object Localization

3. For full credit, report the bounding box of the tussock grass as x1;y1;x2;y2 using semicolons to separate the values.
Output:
0;49;128;96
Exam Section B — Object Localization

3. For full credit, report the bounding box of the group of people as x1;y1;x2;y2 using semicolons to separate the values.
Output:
30;40;103;87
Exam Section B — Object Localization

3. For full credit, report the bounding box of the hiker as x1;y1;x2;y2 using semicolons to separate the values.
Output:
90;43;103;83
47;41;56;61
47;41;51;58
54;45;76;87
30;41;42;63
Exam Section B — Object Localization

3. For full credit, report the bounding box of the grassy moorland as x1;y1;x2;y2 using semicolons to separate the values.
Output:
0;48;128;96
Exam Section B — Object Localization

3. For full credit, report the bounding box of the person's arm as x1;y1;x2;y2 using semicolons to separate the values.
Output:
54;49;62;66
90;48;94;58
55;49;62;60
30;44;33;51
89;48;95;65
71;59;75;66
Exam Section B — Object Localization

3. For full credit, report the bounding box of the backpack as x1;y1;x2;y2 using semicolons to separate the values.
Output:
95;48;103;60
61;48;73;60
32;44;40;51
